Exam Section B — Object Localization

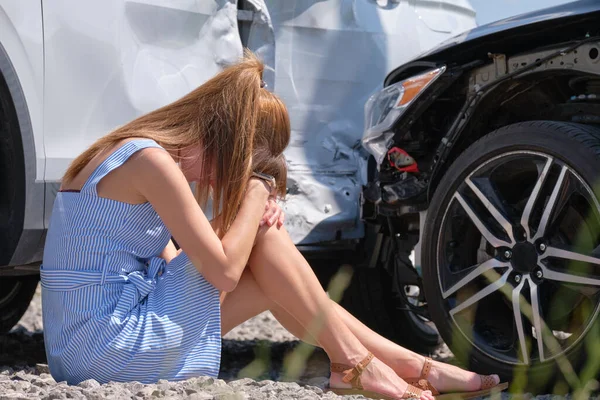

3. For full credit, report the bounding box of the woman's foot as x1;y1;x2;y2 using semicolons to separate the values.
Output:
330;354;435;400
397;355;500;393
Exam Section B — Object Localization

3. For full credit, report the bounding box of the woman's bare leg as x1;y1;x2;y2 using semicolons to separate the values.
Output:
228;225;433;400
222;268;497;393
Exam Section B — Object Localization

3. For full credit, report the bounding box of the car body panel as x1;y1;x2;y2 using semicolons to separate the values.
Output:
386;0;600;85
42;0;243;181
244;0;476;243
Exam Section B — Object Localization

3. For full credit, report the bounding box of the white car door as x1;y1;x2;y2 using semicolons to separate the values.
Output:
42;0;244;181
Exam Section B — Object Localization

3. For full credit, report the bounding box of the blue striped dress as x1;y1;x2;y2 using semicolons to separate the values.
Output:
40;139;222;385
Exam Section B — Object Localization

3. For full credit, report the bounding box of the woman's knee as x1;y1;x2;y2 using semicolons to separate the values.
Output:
249;225;293;267
254;224;290;248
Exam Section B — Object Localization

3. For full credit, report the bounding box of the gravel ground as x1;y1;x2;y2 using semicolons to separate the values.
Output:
0;284;569;400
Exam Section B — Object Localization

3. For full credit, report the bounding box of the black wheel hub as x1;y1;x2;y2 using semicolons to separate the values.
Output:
511;242;538;274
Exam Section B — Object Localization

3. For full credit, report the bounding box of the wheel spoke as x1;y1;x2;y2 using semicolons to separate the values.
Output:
511;279;529;364
449;270;510;316
542;247;600;286
544;268;593;286
442;258;508;299
532;165;568;241
530;282;546;361
539;260;600;288
544;246;600;267
466;178;515;245
454;193;511;248
521;157;553;240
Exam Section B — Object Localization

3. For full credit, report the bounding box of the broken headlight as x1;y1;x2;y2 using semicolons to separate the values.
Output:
362;66;446;164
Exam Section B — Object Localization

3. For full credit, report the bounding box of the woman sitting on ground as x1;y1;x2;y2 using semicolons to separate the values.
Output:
41;52;507;400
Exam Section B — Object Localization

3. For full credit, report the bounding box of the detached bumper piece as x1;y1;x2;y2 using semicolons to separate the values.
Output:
382;173;427;204
383;147;426;204
362;173;428;206
363;147;428;207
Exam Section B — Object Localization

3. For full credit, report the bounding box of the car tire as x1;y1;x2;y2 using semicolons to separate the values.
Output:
422;121;600;393
0;276;38;333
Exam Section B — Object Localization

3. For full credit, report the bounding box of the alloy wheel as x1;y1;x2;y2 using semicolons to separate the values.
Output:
437;151;600;365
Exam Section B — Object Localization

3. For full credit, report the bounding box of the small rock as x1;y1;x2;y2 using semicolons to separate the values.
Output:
189;376;215;388
31;377;49;387
116;388;134;398
135;387;156;397
39;373;55;381
157;379;171;392
46;392;67;400
14;381;31;391
228;378;257;389
254;380;275;387
127;381;145;392
81;390;107;400
188;394;214;400
36;363;51;374
213;392;247;400
297;395;320;400
0;394;29;400
65;392;87;400
78;379;100;389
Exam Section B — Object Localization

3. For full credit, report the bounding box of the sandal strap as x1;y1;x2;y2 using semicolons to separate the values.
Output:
330;363;349;373
480;374;498;390
402;384;424;399
411;378;440;396
330;352;374;390
420;357;433;380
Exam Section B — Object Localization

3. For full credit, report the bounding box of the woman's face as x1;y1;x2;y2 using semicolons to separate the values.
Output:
179;145;214;185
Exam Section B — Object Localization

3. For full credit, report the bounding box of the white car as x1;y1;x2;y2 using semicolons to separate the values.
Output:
0;0;475;348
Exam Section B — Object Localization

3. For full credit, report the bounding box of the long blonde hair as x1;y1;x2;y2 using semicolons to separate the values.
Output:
253;90;290;197
63;50;290;232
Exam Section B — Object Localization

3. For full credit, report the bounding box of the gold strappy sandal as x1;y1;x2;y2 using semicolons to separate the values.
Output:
328;352;426;399
406;357;509;400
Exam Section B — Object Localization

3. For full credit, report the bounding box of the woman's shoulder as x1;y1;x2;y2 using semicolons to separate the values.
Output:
127;143;175;174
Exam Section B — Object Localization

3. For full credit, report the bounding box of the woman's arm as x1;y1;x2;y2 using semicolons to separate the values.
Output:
132;148;270;292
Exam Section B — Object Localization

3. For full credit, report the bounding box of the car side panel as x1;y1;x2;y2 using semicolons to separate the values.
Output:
42;0;243;182
246;0;476;244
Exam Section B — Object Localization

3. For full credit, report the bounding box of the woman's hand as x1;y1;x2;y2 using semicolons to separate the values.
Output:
261;197;285;228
